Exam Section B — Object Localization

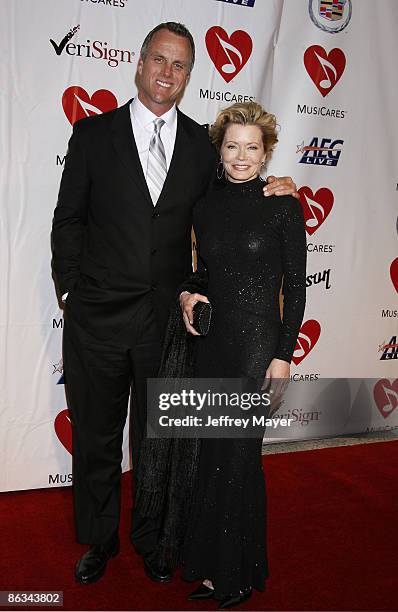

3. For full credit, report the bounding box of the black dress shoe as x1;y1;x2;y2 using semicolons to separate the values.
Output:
143;558;172;583
75;542;119;584
188;583;215;600
218;588;252;609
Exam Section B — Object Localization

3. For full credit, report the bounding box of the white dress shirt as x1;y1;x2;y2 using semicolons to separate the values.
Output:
130;96;177;175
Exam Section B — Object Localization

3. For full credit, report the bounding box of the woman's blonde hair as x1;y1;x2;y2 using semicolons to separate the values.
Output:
209;101;278;159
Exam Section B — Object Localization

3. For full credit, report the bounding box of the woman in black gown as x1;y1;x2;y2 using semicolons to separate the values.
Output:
179;102;306;608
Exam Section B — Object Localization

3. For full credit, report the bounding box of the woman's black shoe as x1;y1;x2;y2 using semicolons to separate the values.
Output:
188;583;215;600
218;588;252;609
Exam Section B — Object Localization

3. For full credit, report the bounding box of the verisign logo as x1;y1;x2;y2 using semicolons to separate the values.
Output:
50;25;135;68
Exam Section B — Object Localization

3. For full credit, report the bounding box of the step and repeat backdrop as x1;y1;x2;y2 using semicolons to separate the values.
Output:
1;0;397;492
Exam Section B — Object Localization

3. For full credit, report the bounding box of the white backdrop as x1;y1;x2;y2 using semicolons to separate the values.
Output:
1;0;397;492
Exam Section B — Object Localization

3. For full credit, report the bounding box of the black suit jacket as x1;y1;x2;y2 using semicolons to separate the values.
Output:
51;100;217;339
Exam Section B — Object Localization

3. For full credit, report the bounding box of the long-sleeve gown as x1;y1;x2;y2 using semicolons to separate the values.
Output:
181;176;307;599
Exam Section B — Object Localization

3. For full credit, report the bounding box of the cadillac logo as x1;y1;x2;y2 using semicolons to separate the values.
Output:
309;0;352;33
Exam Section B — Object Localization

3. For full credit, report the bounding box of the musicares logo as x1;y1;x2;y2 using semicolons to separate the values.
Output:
373;379;398;419
390;258;398;293
292;320;321;366
206;26;252;83
62;86;118;125
54;409;73;454
81;0;128;7
298;186;334;235
304;45;346;96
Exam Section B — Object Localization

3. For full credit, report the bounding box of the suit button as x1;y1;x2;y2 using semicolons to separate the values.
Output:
151;284;157;291
152;212;159;218
151;248;157;255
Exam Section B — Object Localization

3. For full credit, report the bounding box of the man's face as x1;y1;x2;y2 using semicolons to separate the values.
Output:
137;29;192;115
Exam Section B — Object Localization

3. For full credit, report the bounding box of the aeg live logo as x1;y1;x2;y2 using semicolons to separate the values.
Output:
297;137;344;166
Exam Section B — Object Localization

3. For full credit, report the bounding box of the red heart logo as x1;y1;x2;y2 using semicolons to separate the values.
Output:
205;27;252;83
390;258;398;293
304;46;346;97
292;320;321;366
298;186;334;235
373;379;398;418
54;409;72;454
62;86;118;125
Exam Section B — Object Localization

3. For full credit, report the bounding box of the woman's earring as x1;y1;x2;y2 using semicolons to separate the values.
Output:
216;158;225;180
259;160;266;181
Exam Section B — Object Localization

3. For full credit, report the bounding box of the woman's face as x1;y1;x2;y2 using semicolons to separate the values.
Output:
221;124;266;183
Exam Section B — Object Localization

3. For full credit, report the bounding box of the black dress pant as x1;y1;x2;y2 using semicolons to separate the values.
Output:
63;297;162;556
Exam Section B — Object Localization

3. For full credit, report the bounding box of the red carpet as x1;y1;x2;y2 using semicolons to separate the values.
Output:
1;441;397;611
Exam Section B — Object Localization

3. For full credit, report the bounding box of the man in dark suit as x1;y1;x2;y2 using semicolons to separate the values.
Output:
52;22;296;586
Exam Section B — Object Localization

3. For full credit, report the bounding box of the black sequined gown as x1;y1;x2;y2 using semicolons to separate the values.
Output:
181;177;306;598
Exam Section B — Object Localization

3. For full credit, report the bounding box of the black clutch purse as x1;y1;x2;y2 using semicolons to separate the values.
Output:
192;301;212;336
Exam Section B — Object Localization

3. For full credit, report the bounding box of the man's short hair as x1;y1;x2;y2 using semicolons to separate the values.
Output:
140;22;195;73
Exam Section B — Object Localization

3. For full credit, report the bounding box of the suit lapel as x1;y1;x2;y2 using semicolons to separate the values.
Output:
111;99;152;205
111;103;194;208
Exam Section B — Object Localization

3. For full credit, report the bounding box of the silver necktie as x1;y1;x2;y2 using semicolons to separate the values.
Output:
146;118;167;205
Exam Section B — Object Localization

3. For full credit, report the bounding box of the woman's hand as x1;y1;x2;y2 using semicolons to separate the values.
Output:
179;291;209;336
261;358;290;416
264;358;290;380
